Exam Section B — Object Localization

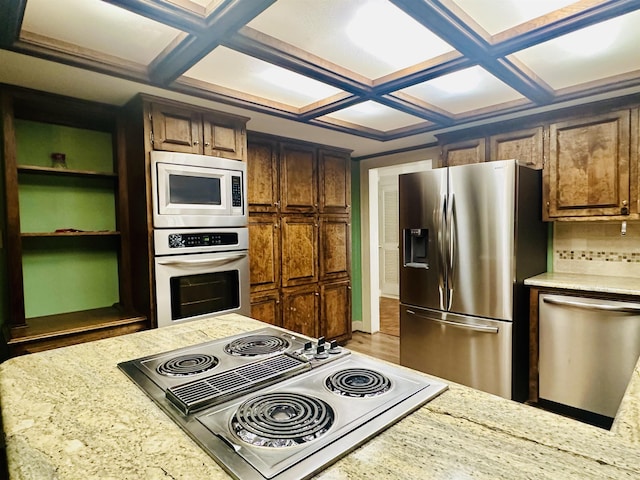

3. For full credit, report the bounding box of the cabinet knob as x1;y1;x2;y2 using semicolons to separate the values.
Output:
621;200;629;215
193;140;200;146
204;142;210;147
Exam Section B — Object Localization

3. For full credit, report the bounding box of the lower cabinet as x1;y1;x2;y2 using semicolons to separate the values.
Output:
320;281;351;342
250;290;281;327
282;285;319;338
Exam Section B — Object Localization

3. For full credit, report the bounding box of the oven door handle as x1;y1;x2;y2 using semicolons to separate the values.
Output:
157;253;247;267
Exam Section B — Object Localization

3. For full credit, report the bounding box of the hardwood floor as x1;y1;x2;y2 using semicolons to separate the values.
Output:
345;331;399;365
379;296;399;337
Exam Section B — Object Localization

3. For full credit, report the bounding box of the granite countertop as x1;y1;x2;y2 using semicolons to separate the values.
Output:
524;272;640;296
2;313;640;479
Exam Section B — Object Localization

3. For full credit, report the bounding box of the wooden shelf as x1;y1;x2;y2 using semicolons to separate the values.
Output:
21;230;120;238
6;306;148;355
17;164;117;178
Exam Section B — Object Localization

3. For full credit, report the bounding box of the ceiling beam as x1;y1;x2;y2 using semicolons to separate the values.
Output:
390;0;555;104
225;27;373;96
147;0;275;86
102;0;208;33
0;0;26;48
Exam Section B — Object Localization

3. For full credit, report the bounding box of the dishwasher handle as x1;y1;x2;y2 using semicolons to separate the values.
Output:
406;309;499;333
542;297;640;314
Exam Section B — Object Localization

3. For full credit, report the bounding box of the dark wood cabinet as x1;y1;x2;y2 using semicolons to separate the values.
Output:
280;143;317;213
246;133;352;341
247;137;279;213
250;290;281;327
320;280;351;343
1;86;146;357
441;137;486;166
282;285;319;338
319;149;351;213
319;215;350;282
489;126;544;169
248;214;280;293
280;215;318;288
149;99;247;160
545;110;631;220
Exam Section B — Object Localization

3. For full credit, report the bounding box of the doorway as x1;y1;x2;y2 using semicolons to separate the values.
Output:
365;160;432;336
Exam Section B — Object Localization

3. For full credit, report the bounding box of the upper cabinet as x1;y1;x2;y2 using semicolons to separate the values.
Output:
247;136;279;213
280;143;318;213
545;110;632;220
148;98;248;160
441;137;486;166
319;149;351;213
489;126;544;170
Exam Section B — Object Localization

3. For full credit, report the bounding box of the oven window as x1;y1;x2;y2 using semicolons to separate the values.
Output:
169;174;221;205
170;271;239;320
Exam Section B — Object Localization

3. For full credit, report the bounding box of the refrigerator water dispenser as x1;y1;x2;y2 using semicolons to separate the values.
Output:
403;228;429;269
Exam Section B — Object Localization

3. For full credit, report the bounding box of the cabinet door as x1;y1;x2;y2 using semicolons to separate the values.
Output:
202;113;245;160
490;126;544;169
442;138;486;166
319;215;350;282
150;103;202;154
248;215;280;292
250;290;281;327
282;284;319;337
319;149;351;213
247;137;279;212
280;143;317;213
281;216;318;287
546;110;630;219
321;281;351;342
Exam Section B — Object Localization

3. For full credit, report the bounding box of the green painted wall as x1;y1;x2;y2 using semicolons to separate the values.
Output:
350;161;362;322
15;120;119;318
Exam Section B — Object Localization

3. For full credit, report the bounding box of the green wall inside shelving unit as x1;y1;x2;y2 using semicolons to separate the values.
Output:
15;120;120;319
350;161;362;322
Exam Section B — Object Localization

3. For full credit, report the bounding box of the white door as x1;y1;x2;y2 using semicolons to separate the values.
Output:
378;176;399;297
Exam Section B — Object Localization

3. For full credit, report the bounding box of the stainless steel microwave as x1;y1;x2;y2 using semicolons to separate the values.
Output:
150;151;247;228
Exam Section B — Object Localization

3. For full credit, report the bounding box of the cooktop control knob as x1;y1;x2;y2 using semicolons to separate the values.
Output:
314;345;329;360
303;341;313;352
317;336;326;346
328;340;341;354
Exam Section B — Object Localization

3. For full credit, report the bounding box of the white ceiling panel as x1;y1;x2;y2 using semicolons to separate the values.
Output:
511;10;640;90
451;0;581;35
247;0;455;79
321;101;425;131
399;66;525;115
183;47;344;108
21;0;183;65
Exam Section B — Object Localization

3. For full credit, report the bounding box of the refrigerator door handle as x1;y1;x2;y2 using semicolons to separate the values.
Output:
406;310;499;333
438;194;447;310
446;193;455;310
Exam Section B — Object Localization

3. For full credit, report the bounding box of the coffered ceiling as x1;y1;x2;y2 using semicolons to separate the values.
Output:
2;0;640;157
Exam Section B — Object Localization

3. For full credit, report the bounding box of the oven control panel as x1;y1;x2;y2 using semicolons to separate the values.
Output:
168;232;239;249
231;176;242;207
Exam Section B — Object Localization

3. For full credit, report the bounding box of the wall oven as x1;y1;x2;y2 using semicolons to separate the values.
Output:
151;151;247;228
154;228;250;328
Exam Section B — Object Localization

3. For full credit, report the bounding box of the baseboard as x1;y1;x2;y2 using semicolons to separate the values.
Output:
352;320;365;333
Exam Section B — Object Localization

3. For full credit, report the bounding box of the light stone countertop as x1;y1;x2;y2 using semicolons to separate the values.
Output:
2;313;640;479
524;272;640;296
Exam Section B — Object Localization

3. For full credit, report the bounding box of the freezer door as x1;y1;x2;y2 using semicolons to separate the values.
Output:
400;304;512;398
399;169;447;310
447;160;515;320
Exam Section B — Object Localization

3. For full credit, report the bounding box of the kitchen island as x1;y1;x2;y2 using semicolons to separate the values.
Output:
1;314;640;479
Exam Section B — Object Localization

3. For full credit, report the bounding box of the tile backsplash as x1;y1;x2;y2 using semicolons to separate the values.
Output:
553;221;640;277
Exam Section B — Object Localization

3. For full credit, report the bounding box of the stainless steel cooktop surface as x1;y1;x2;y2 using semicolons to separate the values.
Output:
119;327;447;480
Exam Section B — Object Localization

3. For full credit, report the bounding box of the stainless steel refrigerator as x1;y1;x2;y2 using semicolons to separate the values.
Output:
399;159;546;401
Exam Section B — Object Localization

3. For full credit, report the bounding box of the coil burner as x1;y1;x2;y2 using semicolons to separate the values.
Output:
231;392;334;448
224;335;290;357
156;354;219;377
326;368;392;398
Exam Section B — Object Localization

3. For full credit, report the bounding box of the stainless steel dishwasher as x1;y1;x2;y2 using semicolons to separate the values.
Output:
539;293;640;420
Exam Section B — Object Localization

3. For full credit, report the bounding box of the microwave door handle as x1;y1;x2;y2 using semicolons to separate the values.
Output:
406;309;499;334
157;253;246;267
